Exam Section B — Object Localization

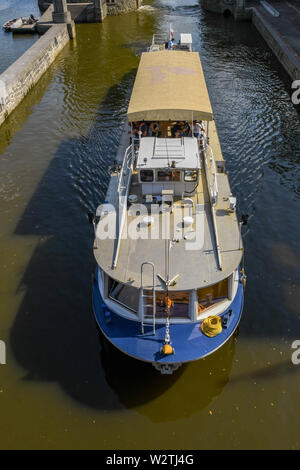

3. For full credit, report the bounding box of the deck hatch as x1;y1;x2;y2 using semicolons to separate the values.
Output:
137;137;200;169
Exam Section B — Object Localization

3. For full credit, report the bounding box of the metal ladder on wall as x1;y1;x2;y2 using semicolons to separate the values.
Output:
141;262;156;335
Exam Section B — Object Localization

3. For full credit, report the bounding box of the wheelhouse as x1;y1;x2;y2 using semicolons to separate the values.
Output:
137;137;200;197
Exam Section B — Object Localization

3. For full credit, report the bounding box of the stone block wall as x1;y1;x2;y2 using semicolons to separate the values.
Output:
38;0;142;19
200;0;251;20
106;0;142;16
0;24;69;127
252;8;300;81
38;0;86;11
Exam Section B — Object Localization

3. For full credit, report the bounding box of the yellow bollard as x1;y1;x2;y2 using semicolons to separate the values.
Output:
162;344;174;355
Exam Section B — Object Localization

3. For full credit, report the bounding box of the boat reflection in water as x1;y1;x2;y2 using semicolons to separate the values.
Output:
99;328;238;420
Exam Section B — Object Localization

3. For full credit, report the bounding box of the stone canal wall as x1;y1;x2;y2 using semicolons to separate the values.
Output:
39;0;86;11
200;0;251;20
106;0;142;16
200;0;300;81
0;24;69;127
0;0;141;127
252;7;300;81
38;0;142;19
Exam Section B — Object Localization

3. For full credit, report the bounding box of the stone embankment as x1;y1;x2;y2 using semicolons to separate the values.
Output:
0;1;76;127
200;0;300;81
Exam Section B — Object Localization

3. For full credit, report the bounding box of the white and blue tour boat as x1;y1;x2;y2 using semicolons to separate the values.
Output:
90;32;246;374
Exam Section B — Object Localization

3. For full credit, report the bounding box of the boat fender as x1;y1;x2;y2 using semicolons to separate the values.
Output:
240;268;247;290
162;344;174;355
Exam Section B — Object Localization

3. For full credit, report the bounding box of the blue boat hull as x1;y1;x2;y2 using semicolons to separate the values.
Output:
92;267;244;370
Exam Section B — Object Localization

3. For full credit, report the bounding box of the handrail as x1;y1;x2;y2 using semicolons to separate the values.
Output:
117;144;133;193
147;33;169;52
113;144;135;269
205;144;218;204
152;33;169;44
211;206;222;271
203;145;222;270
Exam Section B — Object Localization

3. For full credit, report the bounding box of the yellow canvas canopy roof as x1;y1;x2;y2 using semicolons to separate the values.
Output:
127;50;214;122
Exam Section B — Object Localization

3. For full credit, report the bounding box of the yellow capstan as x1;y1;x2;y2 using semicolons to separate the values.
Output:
201;315;222;337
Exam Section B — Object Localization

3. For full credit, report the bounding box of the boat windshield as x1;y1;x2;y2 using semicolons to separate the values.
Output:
108;278;139;313
197;278;228;314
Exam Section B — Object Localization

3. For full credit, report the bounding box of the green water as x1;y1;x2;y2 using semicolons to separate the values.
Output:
0;0;299;449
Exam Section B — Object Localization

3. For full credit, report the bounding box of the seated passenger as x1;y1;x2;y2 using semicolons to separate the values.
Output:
193;120;205;144
132;121;139;138
139;120;148;137
167;38;175;50
181;121;191;137
149;121;161;137
171;121;181;138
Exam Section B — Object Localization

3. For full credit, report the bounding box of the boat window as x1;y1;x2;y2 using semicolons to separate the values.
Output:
154;291;190;318
197;278;228;313
140;170;154;182
108;278;139;313
157;170;181;182
184;170;198;182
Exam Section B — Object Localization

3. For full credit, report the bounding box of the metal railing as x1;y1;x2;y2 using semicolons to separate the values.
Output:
117;144;134;193
204;144;218;205
203;144;222;271
112;144;135;269
147;33;169;52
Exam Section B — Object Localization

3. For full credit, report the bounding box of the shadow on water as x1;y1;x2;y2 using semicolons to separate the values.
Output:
9;65;300;414
99;332;237;421
8;6;300;414
9;71;134;411
229;358;300;385
8;65;237;414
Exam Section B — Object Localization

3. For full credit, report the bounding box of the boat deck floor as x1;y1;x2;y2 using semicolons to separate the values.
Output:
95;123;242;291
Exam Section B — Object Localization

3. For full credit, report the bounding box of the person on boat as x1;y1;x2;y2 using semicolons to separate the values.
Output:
167;38;175;50
129;121;140;144
193;120;205;144
139;120;148;137
132;121;139;136
181;121;192;137
149;121;161;137
171;121;181;138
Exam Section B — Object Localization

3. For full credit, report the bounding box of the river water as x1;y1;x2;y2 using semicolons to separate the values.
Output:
0;0;299;450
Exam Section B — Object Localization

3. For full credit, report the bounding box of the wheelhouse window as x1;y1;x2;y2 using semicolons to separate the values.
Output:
108;277;139;313
197;278;228;314
154;291;190;318
157;170;181;182
140;170;154;182
184;170;198;182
